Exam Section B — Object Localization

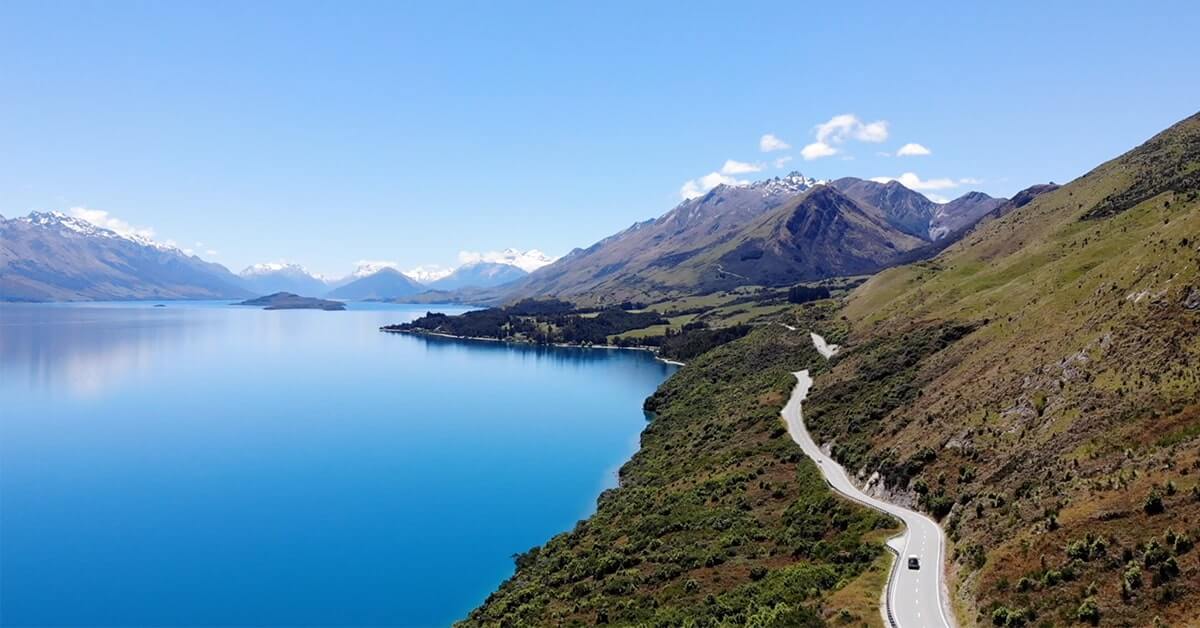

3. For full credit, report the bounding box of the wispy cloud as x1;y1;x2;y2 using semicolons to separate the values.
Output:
70;207;156;240
679;171;749;200
406;264;453;282
870;172;960;191
720;159;763;175
773;155;793;169
896;142;932;156
457;249;555;272
759;133;791;152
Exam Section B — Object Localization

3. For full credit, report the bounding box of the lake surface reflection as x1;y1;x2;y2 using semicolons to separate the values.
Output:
0;301;675;626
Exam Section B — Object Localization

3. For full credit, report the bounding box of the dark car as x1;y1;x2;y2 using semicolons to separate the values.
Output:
907;555;920;570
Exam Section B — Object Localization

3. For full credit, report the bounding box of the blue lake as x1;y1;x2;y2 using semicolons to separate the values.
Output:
0;301;676;626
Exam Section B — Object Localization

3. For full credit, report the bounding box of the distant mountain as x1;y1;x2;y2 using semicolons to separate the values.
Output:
325;267;425;300
500;171;1008;304
239;262;329;296
830;177;938;238
928;191;1006;239
462;248;556;273
503;172;825;303
429;262;528;290
702;185;931;284
0;211;251;301
831;178;1006;241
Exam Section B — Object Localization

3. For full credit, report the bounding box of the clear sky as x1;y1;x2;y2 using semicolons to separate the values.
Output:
3;1;1198;277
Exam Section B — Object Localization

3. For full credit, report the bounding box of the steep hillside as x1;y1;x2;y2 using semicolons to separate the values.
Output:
804;111;1200;625
463;311;898;627
698;185;930;285
0;212;250;301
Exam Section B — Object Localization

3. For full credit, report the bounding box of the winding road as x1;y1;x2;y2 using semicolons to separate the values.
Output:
782;335;954;628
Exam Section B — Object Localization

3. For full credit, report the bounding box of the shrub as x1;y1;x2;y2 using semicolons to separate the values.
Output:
1143;490;1165;515
1076;597;1100;625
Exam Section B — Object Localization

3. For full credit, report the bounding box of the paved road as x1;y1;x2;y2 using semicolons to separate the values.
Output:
782;369;953;628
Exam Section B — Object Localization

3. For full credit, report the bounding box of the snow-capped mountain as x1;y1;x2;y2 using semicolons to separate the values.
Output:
429;261;528;291
326;267;425;300
756;171;824;196
460;248;556;273
1;211;249;301
349;261;403;279
406;265;455;284
238;262;329;296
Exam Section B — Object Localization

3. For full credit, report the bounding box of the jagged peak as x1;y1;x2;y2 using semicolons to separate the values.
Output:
19;210;176;252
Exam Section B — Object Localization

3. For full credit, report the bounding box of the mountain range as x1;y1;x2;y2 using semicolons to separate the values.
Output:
0;214;543;301
0;212;252;301
496;172;1007;304
1;174;1005;303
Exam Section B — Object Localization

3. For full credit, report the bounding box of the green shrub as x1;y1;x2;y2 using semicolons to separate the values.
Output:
1076;597;1100;625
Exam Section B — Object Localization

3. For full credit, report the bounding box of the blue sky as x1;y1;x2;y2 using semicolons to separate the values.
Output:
2;1;1198;277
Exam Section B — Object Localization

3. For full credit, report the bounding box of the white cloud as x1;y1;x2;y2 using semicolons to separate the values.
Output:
800;141;838;161
406;264;453;283
870;172;960;191
773;155;793;168
925;194;951;203
814;114;889;144
856;120;889;143
457;249;556;272
680;171;750;200
70;207;155;240
797;113;890;161
720;159;763;175
896;142;932;156
205;249;219;257
959;177;982;185
759;133;791;152
352;260;401;277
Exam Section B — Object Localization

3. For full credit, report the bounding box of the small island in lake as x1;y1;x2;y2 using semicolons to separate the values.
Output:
236;292;346;311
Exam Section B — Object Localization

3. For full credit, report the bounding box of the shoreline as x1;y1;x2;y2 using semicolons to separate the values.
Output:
380;327;687;366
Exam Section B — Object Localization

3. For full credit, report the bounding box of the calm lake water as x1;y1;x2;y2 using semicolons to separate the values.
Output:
0;301;676;627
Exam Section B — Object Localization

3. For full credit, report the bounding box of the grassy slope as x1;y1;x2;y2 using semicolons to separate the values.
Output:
461;307;898;627
810;113;1200;626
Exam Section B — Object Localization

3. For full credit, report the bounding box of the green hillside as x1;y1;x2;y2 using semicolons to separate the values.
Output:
461;308;899;627
812;111;1200;625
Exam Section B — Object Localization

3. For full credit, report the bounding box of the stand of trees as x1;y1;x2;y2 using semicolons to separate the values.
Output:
384;299;665;345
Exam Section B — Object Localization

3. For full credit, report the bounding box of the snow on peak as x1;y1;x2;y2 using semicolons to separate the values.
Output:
21;210;175;252
351;260;403;278
240;261;312;277
755;171;823;196
406;265;454;283
457;248;556;273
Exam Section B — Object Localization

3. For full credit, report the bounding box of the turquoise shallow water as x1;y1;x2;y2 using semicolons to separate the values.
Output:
0;301;675;626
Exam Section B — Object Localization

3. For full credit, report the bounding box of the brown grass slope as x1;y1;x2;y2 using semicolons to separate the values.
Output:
809;111;1200;626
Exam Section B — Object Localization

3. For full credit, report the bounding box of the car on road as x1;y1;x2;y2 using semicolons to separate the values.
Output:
907;555;920;570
